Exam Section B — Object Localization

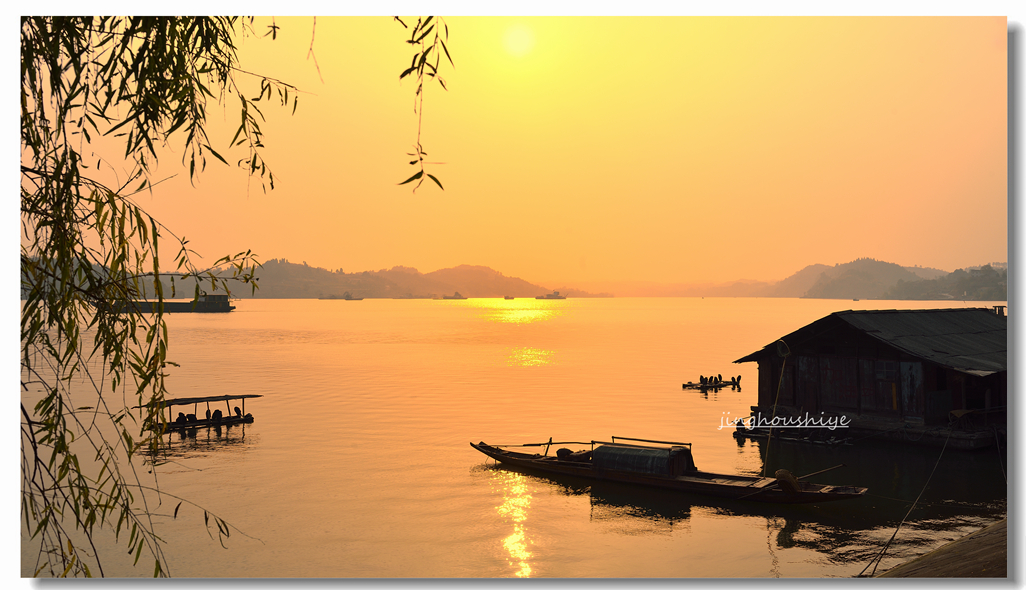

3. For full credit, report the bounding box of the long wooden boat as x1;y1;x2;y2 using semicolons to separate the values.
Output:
471;437;867;504
118;292;235;313
136;394;261;432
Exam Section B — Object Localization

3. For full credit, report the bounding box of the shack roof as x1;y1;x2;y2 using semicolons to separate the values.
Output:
135;394;262;409
734;308;1006;376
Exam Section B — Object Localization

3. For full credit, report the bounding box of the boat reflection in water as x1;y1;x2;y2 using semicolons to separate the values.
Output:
145;420;256;463
489;469;534;578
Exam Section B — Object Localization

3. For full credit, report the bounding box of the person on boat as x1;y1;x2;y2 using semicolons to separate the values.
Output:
175;412;187;424
234;406;242;418
186;413;197;422
205;409;211;421
212;409;223;422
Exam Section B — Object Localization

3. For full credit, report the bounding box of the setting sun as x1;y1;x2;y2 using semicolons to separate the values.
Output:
503;24;536;57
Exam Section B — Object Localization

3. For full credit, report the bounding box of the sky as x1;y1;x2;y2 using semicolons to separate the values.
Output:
25;12;1015;288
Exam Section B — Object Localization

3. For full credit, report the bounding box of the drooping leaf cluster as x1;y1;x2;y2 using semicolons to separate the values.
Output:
395;16;451;192
20;16;291;577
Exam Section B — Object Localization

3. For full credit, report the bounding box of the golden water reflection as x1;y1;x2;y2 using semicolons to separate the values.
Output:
490;469;534;577
507;347;555;367
468;298;565;325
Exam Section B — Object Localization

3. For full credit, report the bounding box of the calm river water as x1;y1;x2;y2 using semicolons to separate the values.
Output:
22;297;1008;578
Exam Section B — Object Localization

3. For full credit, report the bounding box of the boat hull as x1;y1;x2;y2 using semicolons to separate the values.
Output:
162;415;254;433
471;442;866;504
118;299;234;313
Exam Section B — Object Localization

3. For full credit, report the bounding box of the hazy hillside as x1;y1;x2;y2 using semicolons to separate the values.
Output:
906;265;949;280
884;264;1006;301
231;260;605;299
765;264;832;297
802;259;924;300
423;265;556;298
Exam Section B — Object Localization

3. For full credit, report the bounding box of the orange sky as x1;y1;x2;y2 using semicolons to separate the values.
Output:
111;16;1008;287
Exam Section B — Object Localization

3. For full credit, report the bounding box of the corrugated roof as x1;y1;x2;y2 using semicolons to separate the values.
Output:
734;308;1006;376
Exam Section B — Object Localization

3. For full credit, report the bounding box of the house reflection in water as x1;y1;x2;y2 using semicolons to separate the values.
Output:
491;470;534;577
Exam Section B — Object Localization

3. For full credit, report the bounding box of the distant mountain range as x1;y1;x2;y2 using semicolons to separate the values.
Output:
229;258;1003;301
66;257;1003;301
571;259;1004;301
234;260;613;299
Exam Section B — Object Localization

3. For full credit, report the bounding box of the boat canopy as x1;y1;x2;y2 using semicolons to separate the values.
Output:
593;444;697;476
134;394;263;409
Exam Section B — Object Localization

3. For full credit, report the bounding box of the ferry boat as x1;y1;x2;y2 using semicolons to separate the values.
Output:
119;292;235;313
535;291;566;300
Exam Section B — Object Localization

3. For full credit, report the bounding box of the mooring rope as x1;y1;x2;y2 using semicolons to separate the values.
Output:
857;425;953;577
993;426;1006;484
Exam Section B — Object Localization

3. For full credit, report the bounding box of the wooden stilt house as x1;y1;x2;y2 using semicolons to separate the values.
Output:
733;307;1007;449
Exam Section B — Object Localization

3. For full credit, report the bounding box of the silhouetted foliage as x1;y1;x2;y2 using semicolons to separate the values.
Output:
20;16;283;577
21;16;449;577
395;16;451;192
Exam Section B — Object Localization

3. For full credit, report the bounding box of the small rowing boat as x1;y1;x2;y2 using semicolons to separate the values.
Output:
471;437;867;504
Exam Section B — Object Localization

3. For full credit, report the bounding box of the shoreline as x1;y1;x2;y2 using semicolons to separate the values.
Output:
874;518;1007;578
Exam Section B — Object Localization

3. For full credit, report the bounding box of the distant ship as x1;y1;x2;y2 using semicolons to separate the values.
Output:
320;291;363;300
536;291;566;300
118;292;235;313
504;295;515;300
443;292;467;300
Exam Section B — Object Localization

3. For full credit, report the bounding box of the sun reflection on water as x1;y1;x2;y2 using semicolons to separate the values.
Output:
507;347;555;367
491;469;534;577
468;298;564;325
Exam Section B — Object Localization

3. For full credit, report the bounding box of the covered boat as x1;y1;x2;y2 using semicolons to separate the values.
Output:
471;437;867;504
136;394;261;432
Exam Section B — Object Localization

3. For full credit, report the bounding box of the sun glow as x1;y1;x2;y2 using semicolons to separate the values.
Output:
503;24;535;57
